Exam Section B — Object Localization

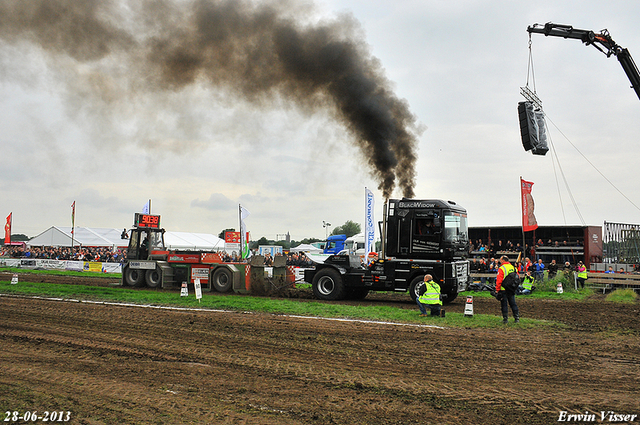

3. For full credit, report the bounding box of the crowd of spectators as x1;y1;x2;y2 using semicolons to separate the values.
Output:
218;250;314;267
219;251;243;263
470;238;585;263
470;256;560;284
285;252;313;267
1;245;127;263
2;245;319;268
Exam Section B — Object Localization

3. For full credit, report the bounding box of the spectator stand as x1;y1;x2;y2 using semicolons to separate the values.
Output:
584;264;640;293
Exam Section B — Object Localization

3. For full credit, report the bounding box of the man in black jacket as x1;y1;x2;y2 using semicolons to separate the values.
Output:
548;259;558;280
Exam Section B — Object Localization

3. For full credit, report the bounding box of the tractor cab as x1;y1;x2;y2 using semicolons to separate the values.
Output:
127;213;166;260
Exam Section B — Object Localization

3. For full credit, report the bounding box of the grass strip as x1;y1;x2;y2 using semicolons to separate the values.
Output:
0;279;553;329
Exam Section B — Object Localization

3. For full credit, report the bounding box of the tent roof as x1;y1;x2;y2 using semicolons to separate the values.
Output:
164;231;225;250
28;226;124;248
28;226;224;250
290;243;323;253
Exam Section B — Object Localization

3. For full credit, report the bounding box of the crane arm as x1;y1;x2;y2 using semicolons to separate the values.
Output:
527;22;640;101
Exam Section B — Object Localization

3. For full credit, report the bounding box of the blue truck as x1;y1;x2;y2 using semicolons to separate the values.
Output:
323;234;347;255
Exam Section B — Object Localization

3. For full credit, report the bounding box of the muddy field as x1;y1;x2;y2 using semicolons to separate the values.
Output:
1;274;639;424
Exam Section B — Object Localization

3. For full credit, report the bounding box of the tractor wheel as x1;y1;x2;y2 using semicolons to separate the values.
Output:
312;268;345;301
124;267;144;287
145;268;162;288
211;267;233;293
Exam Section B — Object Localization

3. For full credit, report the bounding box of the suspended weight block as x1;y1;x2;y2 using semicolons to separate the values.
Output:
518;101;549;156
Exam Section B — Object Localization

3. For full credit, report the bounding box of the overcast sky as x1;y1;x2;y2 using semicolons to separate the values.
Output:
2;0;639;242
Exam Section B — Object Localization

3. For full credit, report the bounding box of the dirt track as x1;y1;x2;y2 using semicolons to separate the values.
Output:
1;275;639;424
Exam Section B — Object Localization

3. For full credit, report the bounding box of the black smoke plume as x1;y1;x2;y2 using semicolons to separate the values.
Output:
0;0;419;198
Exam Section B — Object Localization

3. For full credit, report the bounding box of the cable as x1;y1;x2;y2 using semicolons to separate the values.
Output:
524;35;638;226
544;125;586;225
545;114;640;214
526;36;536;92
548;134;567;225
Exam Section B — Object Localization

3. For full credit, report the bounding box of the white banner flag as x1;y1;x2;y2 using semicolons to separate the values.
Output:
239;205;250;259
365;187;375;259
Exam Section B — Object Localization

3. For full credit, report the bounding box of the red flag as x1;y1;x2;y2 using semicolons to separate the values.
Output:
4;213;11;244
521;178;538;232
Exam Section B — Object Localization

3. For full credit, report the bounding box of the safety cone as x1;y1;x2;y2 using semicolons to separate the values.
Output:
464;295;474;317
556;282;564;294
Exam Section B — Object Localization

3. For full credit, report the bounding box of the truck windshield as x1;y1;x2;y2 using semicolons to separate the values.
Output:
443;212;468;243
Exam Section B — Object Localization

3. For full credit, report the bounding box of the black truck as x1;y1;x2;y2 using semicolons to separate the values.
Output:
304;199;470;303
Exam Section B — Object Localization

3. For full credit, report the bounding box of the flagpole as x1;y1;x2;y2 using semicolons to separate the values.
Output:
71;201;76;249
239;204;243;259
520;177;525;262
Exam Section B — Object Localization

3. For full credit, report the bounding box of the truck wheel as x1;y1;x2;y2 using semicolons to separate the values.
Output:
312;268;345;300
443;291;458;304
145;268;162;288
409;276;423;302
211;267;233;293
124;267;144;287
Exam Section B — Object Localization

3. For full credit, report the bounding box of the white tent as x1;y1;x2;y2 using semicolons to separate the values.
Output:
163;232;225;250
28;226;127;248
290;243;323;253
28;226;224;250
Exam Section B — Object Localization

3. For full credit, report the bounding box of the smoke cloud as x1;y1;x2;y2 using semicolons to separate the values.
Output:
0;0;420;198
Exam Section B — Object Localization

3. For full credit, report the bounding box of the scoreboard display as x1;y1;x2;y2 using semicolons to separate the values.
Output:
134;213;161;229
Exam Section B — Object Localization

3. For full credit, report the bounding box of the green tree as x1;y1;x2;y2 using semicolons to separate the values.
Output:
296;237;322;245
331;220;361;238
218;228;236;239
274;240;290;250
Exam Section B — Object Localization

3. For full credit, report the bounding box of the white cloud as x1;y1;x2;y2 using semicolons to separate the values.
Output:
191;193;237;211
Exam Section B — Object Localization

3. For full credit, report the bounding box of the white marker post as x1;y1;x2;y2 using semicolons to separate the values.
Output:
463;295;474;317
10;274;18;285
194;278;202;303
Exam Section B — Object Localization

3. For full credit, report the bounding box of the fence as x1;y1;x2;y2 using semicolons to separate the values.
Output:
0;258;122;274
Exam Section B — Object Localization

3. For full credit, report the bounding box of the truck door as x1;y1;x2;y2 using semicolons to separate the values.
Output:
397;209;412;255
412;210;441;254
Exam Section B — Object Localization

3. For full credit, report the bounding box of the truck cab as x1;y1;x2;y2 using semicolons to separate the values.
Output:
384;199;469;261
323;234;347;255
305;198;470;303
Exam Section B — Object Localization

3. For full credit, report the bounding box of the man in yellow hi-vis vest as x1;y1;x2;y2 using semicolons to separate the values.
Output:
576;261;588;289
495;256;520;324
416;274;442;317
